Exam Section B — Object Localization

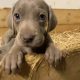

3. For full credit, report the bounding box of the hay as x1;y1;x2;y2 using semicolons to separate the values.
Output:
50;30;80;53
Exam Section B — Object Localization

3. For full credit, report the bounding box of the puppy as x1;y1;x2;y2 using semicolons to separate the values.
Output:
0;0;62;73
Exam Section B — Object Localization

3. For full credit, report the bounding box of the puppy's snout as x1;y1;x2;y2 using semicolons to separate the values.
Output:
23;35;35;43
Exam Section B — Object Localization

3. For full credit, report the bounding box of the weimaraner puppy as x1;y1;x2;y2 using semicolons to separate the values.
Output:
0;0;63;74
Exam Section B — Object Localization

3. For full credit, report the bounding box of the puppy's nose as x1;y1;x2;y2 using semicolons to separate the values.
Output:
23;35;35;43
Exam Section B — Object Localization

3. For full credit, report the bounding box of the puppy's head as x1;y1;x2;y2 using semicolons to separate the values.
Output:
9;0;57;48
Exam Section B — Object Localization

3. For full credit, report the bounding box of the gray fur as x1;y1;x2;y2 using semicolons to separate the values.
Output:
0;0;62;74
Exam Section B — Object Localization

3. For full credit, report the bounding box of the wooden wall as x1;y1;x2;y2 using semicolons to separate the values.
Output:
54;9;80;32
0;8;80;36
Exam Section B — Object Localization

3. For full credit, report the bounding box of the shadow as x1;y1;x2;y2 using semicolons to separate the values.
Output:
54;57;66;72
16;56;31;78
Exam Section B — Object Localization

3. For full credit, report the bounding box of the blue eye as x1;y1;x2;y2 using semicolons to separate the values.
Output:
14;13;20;20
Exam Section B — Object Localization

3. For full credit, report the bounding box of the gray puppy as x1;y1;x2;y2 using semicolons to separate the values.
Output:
0;0;62;73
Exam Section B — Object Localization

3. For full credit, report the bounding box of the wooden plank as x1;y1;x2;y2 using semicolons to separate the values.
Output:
54;24;80;33
0;8;80;29
54;9;80;25
0;8;10;28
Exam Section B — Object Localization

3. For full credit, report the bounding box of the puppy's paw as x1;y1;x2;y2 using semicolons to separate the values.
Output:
0;51;23;74
45;44;65;68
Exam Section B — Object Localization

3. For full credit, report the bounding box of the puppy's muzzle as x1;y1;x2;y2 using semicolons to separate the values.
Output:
20;32;45;48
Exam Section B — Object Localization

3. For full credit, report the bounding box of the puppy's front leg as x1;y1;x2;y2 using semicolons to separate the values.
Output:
45;34;63;67
0;36;23;74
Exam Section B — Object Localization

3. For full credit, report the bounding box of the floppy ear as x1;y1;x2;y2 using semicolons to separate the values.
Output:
7;7;16;35
47;7;57;32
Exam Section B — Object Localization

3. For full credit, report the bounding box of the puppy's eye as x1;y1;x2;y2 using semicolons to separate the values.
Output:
14;13;20;20
39;14;46;22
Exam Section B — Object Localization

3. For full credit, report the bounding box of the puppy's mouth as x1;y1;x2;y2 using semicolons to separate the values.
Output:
31;37;45;47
